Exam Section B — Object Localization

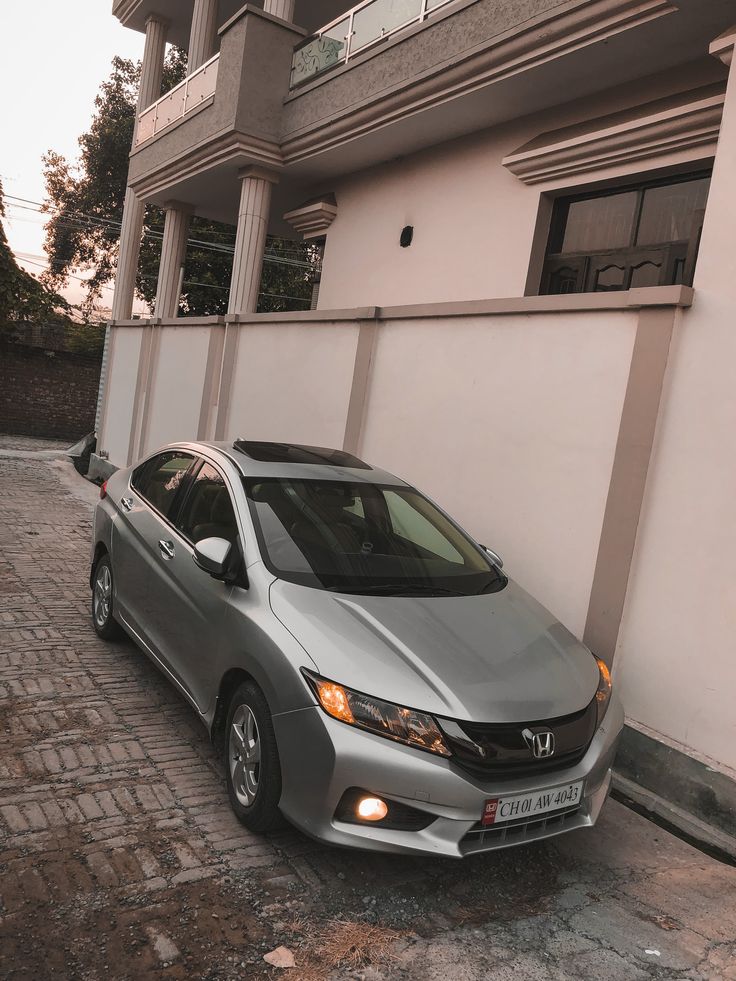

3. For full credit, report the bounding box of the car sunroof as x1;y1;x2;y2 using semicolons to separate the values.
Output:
233;441;372;469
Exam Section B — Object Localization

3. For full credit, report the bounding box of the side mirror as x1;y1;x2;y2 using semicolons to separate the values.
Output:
194;537;233;580
482;545;504;569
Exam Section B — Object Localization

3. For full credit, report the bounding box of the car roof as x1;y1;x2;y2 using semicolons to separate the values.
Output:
173;440;409;486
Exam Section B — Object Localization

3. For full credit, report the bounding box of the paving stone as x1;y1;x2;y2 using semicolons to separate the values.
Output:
0;449;734;981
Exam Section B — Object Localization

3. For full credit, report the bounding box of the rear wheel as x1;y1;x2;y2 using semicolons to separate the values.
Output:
92;554;124;641
225;681;283;833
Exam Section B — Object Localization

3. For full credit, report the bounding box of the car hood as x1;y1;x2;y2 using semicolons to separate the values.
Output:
269;578;599;723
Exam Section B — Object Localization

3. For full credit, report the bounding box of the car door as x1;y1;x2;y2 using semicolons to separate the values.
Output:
112;450;197;651
150;458;242;714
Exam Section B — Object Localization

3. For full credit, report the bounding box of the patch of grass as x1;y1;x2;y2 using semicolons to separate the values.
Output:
286;917;408;979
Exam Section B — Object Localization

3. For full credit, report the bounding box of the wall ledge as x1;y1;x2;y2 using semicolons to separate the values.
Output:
109;287;694;329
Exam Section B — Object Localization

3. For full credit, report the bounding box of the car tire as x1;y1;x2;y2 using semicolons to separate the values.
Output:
91;553;124;641
225;681;284;834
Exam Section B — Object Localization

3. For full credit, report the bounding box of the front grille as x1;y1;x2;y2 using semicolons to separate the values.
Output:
461;805;584;854
441;699;597;780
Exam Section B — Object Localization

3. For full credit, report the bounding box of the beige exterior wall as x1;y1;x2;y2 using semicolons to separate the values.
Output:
359;311;636;635
141;325;213;454
99;327;147;469
317;62;723;309
223;320;360;446
615;41;736;772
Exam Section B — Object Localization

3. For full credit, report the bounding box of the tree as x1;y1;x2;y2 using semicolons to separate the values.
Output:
0;179;69;327
43;50;317;316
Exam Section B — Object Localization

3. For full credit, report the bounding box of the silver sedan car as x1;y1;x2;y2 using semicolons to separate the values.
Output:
90;440;623;857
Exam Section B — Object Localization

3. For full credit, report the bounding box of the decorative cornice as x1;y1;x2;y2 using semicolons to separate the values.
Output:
502;85;725;185
283;197;338;239
113;0;144;26
281;0;678;164
710;26;736;68
130;131;283;199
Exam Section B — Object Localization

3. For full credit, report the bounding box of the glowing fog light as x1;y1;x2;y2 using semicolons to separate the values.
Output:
356;796;388;822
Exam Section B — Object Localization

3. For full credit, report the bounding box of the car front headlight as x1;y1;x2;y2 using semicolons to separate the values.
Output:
304;672;451;758
594;657;612;725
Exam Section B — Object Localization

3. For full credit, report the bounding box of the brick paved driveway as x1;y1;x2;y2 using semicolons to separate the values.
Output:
1;446;734;980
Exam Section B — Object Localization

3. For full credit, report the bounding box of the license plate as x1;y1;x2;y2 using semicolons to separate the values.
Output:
482;781;583;826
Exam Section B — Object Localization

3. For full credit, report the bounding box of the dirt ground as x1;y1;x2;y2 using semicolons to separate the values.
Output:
1;440;734;980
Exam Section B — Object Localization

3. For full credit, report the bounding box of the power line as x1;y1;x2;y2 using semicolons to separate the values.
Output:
4;192;314;255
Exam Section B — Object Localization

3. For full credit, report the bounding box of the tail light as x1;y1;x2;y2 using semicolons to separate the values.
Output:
99;481;108;500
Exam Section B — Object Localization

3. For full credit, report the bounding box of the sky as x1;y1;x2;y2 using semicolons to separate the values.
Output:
0;1;145;311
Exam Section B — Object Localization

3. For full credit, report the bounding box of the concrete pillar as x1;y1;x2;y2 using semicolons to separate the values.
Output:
155;203;192;319
696;26;736;294
110;15;167;322
228;168;279;315
189;0;219;71
263;0;296;21
138;15;168;111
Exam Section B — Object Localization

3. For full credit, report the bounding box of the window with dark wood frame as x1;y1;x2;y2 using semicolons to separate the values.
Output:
540;171;711;295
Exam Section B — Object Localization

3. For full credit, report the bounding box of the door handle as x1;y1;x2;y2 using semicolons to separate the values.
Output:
120;497;134;512
158;539;175;560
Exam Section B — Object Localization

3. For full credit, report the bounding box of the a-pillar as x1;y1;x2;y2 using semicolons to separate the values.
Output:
111;15;167;320
155;203;192;319
189;0;219;71
228;168;279;315
263;0;296;21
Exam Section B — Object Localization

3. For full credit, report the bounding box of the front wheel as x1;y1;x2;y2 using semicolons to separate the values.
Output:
92;553;124;641
225;681;283;833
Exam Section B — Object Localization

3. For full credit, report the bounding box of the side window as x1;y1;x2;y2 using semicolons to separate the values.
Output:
384;491;464;564
132;453;194;518
176;463;239;545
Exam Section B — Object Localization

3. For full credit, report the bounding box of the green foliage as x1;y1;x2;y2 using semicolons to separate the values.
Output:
43;49;317;316
0;180;69;328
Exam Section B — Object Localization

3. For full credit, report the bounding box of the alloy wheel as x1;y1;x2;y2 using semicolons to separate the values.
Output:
93;565;112;627
229;704;261;806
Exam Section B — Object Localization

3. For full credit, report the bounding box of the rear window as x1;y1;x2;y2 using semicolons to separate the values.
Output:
132;452;194;518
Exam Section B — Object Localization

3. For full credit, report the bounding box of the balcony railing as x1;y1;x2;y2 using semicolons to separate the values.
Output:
290;0;456;89
136;54;220;147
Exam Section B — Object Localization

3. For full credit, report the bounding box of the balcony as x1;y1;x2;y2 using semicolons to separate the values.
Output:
290;0;456;88
136;54;220;147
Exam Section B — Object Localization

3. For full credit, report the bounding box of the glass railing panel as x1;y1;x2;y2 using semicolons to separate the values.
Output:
185;56;219;113
136;54;219;146
352;0;423;53
291;17;350;87
156;83;186;129
289;0;460;90
136;106;157;145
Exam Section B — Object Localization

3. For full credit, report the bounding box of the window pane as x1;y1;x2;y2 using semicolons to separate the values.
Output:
636;177;710;246
134;453;193;518
561;192;638;253
177;463;238;544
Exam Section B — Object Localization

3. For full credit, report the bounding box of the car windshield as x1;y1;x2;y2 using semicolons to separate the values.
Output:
244;477;507;596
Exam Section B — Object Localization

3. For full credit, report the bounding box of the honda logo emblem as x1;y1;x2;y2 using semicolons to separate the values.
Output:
522;728;555;759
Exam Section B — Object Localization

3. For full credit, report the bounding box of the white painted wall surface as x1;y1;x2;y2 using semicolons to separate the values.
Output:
100;327;145;467
359;311;636;636
141;325;212;454
224;321;360;447
615;50;736;772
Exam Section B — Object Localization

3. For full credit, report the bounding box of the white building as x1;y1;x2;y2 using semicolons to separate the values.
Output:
99;0;736;851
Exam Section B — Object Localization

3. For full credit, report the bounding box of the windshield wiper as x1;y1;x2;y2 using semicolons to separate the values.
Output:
326;583;466;597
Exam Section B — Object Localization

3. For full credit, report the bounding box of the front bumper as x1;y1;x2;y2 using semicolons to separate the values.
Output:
273;691;624;858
